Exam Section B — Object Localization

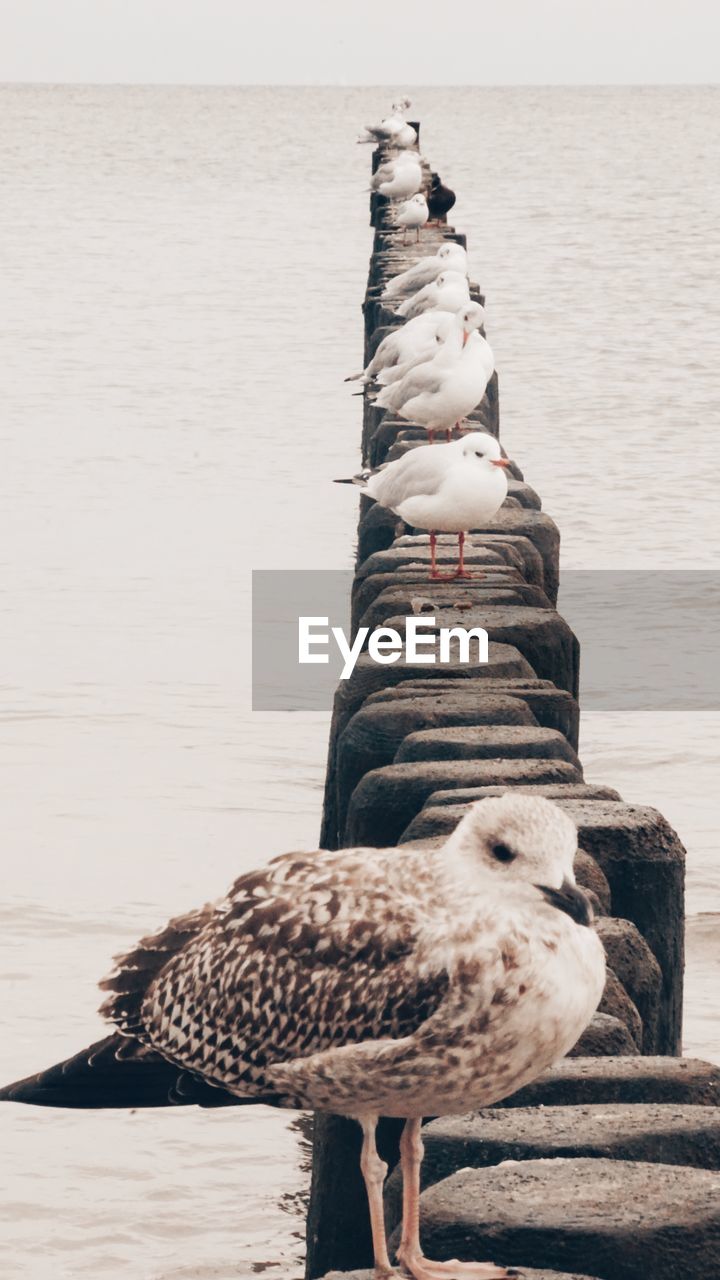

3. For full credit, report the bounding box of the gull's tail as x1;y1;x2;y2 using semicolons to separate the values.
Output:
334;470;371;487
0;1034;260;1110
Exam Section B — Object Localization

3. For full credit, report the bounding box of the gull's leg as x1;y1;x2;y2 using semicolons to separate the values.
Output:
455;531;472;579
429;532;460;583
396;1121;514;1280
359;1114;396;1279
429;531;438;578
396;1118;424;1270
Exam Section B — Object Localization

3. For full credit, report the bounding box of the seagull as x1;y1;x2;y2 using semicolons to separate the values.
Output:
396;269;470;320
377;302;484;388
387;121;418;150
358;98;416;147
381;243;468;303
0;794;606;1280
345;309;467;386
427;172;457;225
373;156;423;200
348;432;511;578
371;152;422;195
375;305;486;406
382;323;494;438
394;193;429;244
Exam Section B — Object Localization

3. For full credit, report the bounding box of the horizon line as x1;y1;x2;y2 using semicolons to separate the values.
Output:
0;79;717;89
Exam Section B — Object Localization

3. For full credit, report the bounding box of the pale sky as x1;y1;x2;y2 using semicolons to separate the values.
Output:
1;0;719;85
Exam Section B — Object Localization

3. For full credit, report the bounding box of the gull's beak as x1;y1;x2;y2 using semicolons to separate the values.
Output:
462;329;470;347
491;457;511;468
535;878;594;927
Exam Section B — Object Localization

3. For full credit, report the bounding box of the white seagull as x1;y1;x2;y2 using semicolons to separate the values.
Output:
397;269;470;319
0;794;606;1280
358;98;416;148
373;156;423;200
371;151;422;194
381;243;469;302
381;327;495;452
375;304;487;405
394;193;429;243
357;432;511;578
345;310;462;386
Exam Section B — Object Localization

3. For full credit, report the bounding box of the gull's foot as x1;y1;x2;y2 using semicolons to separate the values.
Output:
428;569;478;581
397;1256;520;1280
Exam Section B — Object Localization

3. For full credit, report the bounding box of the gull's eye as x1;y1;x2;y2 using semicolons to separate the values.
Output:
492;842;517;863
475;450;484;457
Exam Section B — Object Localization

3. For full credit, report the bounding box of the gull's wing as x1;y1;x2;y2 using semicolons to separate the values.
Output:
365;327;405;378
377;342;437;385
266;925;510;1113
382;256;439;300
366;443;454;508
98;846;444;1102
397;282;435;318
377;357;446;412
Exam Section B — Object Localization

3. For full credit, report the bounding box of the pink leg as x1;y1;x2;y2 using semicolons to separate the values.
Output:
358;1114;396;1278
429;531;438;578
396;1118;514;1280
456;531;472;579
429;533;460;582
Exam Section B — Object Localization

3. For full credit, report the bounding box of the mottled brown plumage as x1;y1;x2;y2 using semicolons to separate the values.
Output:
3;795;606;1280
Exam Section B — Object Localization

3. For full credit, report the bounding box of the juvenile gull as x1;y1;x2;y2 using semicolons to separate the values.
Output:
0;795;605;1279
346;431;510;578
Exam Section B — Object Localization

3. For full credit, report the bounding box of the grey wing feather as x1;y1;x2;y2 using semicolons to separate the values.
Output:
367;446;451;509
381;360;445;411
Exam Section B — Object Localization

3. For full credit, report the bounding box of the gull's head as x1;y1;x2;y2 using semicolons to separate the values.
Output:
456;302;485;342
393;96;412;113
437;243;467;265
435;269;468;290
443;794;579;893
409;193;427;206
459;432;510;470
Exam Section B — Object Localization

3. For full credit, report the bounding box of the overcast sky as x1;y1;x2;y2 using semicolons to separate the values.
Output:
1;0;718;85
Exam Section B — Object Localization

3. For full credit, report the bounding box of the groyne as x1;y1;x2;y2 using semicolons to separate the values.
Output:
306;125;719;1280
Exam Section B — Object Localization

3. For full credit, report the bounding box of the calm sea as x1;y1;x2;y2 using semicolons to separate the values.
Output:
0;85;717;1279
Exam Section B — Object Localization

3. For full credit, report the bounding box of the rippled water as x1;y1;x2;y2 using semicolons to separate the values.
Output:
0;85;717;1279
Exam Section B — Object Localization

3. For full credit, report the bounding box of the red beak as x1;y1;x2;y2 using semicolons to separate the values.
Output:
462;329;470;347
491;458;511;468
